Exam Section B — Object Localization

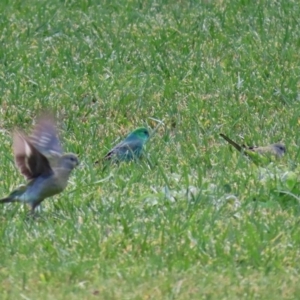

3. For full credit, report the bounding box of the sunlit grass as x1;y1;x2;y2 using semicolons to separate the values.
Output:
1;0;300;299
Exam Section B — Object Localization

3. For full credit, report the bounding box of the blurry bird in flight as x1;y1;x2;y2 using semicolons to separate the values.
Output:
102;127;150;163
0;114;79;213
220;133;286;165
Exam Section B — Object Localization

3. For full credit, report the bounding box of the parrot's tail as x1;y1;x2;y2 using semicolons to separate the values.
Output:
220;133;243;152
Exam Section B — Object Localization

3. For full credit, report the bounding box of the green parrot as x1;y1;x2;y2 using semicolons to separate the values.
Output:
220;133;286;165
103;127;150;162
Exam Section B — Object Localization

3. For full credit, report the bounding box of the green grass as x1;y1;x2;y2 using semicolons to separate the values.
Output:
1;0;300;298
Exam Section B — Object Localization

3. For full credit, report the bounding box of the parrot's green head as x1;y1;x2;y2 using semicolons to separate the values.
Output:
129;127;150;142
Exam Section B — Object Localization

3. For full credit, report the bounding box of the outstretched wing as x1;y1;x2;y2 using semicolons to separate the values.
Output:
29;115;63;157
13;132;53;180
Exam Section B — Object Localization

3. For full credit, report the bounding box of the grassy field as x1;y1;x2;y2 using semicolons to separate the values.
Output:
1;0;300;299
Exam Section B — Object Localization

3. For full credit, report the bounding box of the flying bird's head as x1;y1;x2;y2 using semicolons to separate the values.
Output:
271;143;286;157
129;127;150;143
60;153;80;170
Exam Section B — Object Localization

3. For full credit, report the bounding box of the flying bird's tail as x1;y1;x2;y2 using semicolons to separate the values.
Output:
0;185;27;204
219;134;244;152
0;197;17;204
